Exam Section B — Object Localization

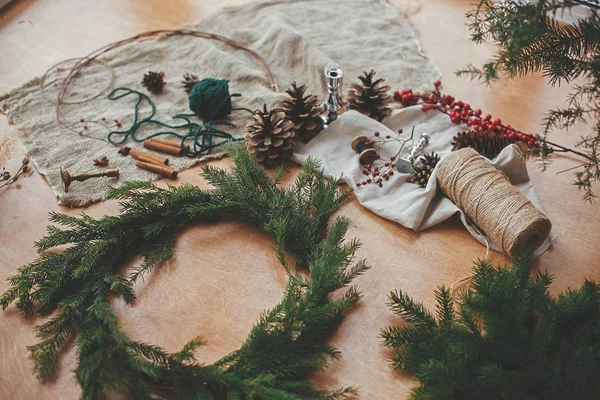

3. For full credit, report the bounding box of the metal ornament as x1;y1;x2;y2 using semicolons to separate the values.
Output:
396;133;430;174
61;165;120;192
321;66;344;127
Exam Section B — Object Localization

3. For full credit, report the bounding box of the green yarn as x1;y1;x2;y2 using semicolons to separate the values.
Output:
107;87;241;157
188;78;232;120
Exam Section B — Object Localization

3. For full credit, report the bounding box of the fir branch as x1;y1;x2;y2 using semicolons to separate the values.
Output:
382;255;600;399
461;0;600;200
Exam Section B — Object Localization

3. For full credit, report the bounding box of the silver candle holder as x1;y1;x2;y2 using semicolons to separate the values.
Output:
321;66;344;128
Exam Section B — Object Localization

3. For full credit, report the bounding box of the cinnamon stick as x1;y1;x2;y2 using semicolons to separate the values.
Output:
136;161;178;179
146;137;190;152
143;139;182;156
119;145;169;165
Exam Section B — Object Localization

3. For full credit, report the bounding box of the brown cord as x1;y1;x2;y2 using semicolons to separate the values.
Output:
437;148;552;257
53;29;279;136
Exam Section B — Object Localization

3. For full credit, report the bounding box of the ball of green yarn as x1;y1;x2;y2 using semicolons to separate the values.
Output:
188;78;232;120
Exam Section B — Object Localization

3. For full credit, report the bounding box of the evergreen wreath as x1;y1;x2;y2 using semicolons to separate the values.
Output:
0;145;370;399
381;254;600;399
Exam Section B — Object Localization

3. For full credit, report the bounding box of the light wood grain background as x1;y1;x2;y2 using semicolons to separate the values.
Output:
0;0;599;399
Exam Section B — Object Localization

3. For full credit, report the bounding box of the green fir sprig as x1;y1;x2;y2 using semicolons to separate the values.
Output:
457;0;600;200
381;254;600;399
1;144;369;399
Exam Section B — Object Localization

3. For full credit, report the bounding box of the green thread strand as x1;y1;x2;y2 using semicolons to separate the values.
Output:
106;87;249;157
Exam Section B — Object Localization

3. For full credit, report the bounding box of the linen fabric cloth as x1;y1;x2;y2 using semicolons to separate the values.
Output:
0;0;440;206
293;107;556;256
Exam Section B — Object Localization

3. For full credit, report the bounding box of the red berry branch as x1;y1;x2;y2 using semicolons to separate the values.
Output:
355;127;416;188
393;81;592;161
394;81;539;149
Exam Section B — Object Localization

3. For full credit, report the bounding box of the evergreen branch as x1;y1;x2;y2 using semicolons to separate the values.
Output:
460;0;600;199
382;255;600;398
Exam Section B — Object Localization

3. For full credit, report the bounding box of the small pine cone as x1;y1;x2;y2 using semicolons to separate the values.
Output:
245;104;295;166
142;71;166;94
181;73;199;94
281;82;324;142
451;130;509;159
347;70;392;122
409;152;440;188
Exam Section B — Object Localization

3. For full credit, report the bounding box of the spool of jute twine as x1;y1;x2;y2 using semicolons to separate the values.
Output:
436;148;551;257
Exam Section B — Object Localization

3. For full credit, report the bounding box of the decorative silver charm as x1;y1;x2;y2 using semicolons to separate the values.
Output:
321;66;344;127
396;133;429;174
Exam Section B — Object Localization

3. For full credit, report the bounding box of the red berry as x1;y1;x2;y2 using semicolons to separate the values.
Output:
356;183;361;187
389;170;394;176
390;156;397;161
367;178;372;183
485;114;492;120
398;129;403;134
434;80;441;87
386;135;391;139
464;103;471;110
374;131;380;137
475;109;482;116
80;118;85;123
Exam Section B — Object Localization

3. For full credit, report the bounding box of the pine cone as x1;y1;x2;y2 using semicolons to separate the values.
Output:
347;70;392;122
409;152;440;188
452;130;509;159
281;82;324;142
142;71;166;94
246;104;295;166
181;73;199;94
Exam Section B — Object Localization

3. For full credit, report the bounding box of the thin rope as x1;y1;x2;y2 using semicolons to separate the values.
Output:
40;58;115;105
449;227;490;300
53;29;278;137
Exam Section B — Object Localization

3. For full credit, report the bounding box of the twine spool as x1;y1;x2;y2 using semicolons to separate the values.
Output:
436;148;551;257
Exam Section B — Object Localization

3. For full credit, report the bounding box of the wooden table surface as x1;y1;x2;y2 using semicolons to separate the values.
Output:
1;0;599;399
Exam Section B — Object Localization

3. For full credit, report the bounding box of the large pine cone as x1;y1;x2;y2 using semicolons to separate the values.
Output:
141;71;166;94
246;104;295;166
409;152;440;188
281;82;324;142
347;70;392;122
452;130;509;159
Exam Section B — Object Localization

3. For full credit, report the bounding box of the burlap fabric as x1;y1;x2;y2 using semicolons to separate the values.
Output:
0;0;440;206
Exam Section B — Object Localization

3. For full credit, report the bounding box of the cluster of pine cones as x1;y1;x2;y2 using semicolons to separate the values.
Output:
246;70;393;166
245;82;325;166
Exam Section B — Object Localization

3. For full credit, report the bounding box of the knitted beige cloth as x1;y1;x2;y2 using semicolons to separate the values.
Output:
0;0;440;207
